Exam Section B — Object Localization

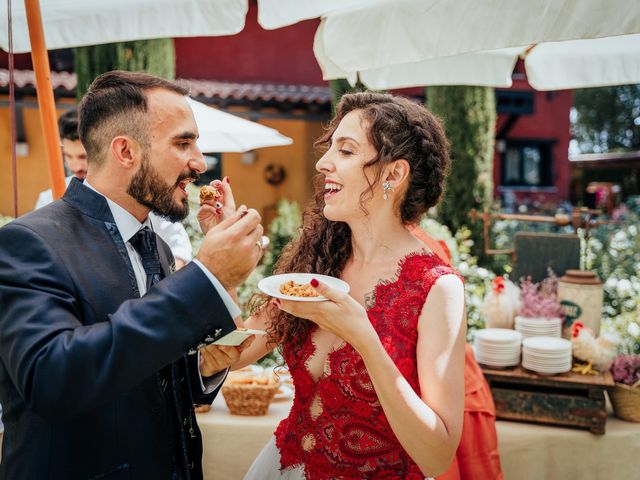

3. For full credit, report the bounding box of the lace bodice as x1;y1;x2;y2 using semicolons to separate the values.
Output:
274;252;462;479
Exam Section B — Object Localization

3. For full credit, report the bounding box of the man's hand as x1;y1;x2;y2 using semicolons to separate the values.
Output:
196;207;264;289
197;177;235;235
199;336;255;377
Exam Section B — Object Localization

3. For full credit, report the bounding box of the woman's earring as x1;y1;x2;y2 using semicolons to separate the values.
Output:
382;181;393;200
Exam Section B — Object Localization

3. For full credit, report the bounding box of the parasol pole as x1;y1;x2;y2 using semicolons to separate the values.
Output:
24;0;66;199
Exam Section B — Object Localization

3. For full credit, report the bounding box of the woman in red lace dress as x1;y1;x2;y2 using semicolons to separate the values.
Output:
201;92;466;479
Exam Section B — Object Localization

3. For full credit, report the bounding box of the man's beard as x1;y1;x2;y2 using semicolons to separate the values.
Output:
127;153;199;222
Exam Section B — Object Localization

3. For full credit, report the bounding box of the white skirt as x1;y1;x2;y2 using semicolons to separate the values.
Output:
243;436;306;480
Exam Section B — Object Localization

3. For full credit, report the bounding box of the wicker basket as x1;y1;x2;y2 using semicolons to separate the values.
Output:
222;380;280;416
609;383;640;422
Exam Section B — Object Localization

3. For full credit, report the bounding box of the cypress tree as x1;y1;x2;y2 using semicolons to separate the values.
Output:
329;78;369;115
426;86;496;259
74;38;176;99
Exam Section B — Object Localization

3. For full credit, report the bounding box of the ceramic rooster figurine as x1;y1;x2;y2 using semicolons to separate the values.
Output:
571;321;619;374
481;276;521;329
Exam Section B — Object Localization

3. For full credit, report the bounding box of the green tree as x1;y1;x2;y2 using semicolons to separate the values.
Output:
329;78;367;115
74;38;175;99
426;86;496;259
573;84;640;153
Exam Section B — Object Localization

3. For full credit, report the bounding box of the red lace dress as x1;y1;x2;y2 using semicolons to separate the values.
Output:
274;252;462;480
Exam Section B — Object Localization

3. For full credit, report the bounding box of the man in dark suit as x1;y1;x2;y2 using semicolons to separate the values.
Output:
0;71;264;479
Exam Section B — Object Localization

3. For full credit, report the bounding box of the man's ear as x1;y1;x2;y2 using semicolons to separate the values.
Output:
110;136;140;170
384;159;411;187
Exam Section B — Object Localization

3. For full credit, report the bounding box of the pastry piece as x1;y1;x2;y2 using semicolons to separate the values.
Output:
279;280;320;297
199;185;222;206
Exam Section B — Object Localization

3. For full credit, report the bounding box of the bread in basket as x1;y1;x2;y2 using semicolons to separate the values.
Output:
221;372;280;416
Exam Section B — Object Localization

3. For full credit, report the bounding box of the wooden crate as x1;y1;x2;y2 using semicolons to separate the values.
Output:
481;366;614;434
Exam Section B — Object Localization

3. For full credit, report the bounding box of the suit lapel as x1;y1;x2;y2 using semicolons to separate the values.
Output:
62;178;140;297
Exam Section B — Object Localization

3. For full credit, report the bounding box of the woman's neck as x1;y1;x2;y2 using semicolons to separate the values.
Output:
347;214;422;266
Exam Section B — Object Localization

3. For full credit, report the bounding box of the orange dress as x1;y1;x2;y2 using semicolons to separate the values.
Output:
407;225;503;480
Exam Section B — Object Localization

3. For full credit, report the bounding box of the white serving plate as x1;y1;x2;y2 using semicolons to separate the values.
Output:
258;273;350;302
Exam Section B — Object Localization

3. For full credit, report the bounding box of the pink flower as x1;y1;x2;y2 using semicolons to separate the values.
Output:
611;354;640;386
519;270;564;319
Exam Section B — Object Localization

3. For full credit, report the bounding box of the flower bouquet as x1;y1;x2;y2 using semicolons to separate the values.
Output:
609;354;640;422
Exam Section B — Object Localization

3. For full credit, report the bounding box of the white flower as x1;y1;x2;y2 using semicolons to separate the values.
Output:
628;322;640;338
605;277;618;289
476;268;489;279
613;231;627;243
616;279;633;297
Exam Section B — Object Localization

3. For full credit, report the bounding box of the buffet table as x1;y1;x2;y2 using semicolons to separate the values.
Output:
198;395;640;480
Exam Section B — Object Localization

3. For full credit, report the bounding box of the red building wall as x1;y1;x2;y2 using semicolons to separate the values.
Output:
175;2;324;85
494;74;572;206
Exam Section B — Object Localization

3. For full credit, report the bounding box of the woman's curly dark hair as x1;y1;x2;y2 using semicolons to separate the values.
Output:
258;92;450;350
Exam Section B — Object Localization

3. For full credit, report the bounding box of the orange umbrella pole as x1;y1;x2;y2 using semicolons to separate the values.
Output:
25;0;66;199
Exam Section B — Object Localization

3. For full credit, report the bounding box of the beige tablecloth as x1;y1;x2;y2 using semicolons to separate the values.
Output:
198;395;640;480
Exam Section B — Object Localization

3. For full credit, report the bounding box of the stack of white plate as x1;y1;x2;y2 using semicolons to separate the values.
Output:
473;328;522;368
514;316;562;339
521;337;572;375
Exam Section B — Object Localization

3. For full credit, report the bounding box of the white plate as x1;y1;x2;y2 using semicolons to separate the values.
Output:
524;360;572;367
473;328;522;344
258;273;350;302
522;337;572;351
522;363;571;374
476;357;520;366
477;344;521;350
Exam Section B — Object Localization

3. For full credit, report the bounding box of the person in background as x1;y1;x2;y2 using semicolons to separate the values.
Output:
35;109;193;268
408;225;504;480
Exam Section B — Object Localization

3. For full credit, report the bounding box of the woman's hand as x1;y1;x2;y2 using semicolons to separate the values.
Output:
198;335;255;377
197;177;236;235
276;279;376;352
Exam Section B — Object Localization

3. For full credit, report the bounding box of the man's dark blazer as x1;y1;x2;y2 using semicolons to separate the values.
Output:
0;179;236;479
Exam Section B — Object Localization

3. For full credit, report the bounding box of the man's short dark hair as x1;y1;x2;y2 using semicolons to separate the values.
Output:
78;71;189;167
58;109;79;141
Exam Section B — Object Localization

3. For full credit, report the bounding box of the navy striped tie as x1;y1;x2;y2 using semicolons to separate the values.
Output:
130;227;163;293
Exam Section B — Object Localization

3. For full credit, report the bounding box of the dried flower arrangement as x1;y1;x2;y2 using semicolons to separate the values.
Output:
611;354;640;388
519;269;564;319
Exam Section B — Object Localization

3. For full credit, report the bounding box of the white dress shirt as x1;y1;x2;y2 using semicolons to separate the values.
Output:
84;180;236;392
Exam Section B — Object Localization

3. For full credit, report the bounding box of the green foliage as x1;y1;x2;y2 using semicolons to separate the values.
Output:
329;78;368;115
0;215;14;228
582;201;640;353
261;200;302;277
573;84;640;153
426;86;496;260
74;38;175;98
